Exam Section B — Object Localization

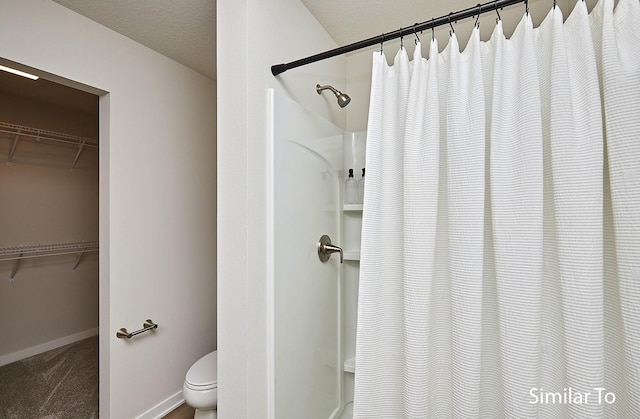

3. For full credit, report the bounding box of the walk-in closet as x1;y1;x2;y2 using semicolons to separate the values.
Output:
0;68;99;417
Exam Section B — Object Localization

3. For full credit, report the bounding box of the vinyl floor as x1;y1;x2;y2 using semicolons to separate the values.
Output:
162;402;195;419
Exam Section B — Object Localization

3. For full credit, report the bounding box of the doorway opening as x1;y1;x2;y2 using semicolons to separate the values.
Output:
0;63;100;418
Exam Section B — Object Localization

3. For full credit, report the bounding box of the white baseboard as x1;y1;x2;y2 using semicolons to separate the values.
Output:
0;327;98;367
136;390;184;419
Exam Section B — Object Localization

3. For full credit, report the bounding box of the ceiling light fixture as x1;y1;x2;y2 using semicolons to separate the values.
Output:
0;64;39;80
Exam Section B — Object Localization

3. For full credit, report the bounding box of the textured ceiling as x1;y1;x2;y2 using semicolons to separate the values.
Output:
52;0;217;80
301;0;483;46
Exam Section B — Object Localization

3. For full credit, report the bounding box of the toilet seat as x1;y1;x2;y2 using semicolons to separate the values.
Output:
185;381;217;391
185;351;218;391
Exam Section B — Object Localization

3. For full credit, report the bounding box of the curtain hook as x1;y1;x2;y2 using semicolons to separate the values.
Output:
431;18;435;41
495;1;502;24
400;27;404;49
413;23;420;45
525;0;529;16
553;0;557;9
448;13;455;36
475;4;482;28
380;33;385;55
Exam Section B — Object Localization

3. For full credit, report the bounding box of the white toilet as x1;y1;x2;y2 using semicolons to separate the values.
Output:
183;350;218;419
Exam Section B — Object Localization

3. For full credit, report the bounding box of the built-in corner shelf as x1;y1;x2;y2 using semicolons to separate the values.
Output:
344;357;355;374
343;204;363;212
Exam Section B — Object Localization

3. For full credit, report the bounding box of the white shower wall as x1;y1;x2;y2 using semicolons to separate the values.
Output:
218;0;347;417
270;89;344;419
270;88;366;419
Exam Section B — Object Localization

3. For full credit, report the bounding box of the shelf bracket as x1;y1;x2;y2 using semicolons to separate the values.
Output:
72;246;87;271
7;130;21;165
70;139;86;170
10;253;23;282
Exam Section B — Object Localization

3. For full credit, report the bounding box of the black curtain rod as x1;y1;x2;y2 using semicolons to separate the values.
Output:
272;0;526;76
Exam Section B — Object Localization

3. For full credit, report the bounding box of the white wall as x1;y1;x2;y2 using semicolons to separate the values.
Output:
0;91;99;364
0;1;217;417
217;0;346;417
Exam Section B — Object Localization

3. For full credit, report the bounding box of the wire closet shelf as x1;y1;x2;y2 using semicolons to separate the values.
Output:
0;241;99;261
0;241;99;280
0;121;98;169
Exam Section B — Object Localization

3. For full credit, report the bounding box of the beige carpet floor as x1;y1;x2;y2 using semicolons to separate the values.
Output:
0;336;98;419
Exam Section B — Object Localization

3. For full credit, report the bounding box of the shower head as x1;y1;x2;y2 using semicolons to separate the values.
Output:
316;84;351;108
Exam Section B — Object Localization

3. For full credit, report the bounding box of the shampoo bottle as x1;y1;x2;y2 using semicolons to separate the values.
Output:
345;168;358;204
358;168;365;204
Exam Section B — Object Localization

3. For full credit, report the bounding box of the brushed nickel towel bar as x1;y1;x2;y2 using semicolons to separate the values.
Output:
116;319;158;339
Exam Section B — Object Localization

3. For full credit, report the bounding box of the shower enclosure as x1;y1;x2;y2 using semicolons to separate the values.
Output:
268;89;364;419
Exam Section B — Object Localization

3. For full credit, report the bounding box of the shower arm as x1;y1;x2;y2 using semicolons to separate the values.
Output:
316;84;339;96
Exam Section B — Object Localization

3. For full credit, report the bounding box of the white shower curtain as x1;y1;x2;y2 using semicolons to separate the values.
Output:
354;0;640;417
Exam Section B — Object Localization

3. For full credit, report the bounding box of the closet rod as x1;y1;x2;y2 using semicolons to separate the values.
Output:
271;0;525;76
